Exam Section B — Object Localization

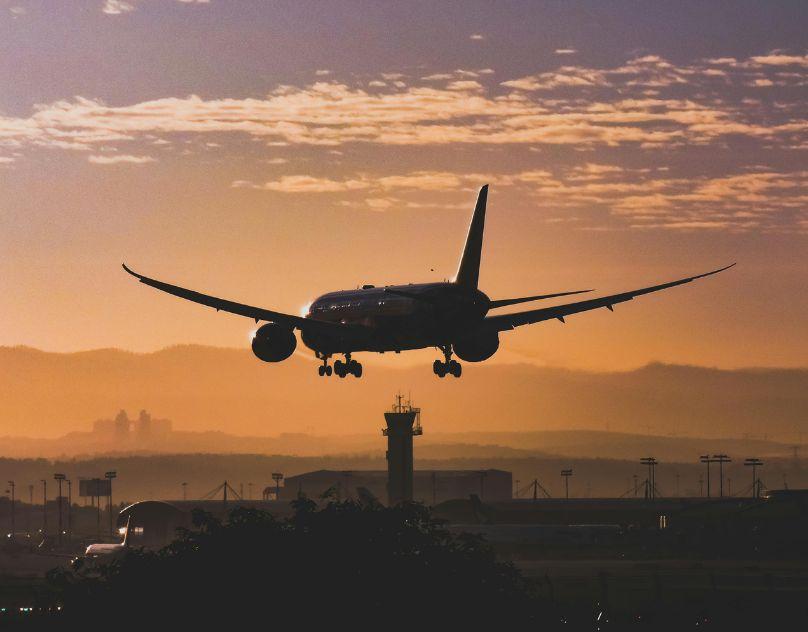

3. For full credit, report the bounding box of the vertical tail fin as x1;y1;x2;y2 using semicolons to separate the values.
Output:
122;515;131;546
453;185;488;288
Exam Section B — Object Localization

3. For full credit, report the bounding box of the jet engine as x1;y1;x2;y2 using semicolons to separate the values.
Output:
452;331;499;362
251;323;297;362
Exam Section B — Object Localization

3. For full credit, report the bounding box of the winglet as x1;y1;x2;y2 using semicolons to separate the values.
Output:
695;262;736;279
453;185;488;289
122;262;140;279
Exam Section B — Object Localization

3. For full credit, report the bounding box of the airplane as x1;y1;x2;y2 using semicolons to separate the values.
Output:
83;516;131;561
123;185;734;379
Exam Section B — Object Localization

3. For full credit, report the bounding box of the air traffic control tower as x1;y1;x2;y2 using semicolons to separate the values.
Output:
383;395;422;505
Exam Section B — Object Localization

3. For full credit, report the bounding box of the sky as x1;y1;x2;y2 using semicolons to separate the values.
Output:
1;0;806;371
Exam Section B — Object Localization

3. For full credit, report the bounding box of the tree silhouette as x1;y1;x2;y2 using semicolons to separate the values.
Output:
49;498;551;627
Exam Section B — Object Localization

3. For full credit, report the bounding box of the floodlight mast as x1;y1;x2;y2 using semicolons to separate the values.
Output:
640;457;658;500
699;455;713;498
105;471;117;536
53;474;65;546
744;458;764;499
712;454;731;498
561;469;573;499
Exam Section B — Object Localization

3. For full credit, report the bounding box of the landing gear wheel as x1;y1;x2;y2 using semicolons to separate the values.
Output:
449;360;462;378
318;365;325;377
325;365;333;376
349;360;363;378
433;360;447;378
334;359;346;378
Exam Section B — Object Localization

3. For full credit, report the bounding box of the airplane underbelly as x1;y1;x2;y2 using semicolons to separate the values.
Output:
301;310;438;353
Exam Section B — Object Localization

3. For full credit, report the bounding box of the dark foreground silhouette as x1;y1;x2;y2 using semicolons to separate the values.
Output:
49;499;547;627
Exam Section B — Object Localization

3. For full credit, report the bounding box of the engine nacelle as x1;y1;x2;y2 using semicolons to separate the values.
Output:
452;331;499;362
251;323;296;362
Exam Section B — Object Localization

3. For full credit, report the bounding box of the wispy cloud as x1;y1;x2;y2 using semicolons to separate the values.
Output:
88;154;156;164
102;0;135;15
234;166;807;233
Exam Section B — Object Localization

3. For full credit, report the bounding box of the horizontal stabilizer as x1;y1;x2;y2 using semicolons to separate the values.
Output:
489;288;593;309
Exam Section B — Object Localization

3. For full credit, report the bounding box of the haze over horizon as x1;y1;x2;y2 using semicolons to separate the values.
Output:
2;344;805;440
1;1;806;372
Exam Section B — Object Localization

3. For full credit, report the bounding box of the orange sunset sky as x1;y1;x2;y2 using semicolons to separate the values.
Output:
1;1;806;372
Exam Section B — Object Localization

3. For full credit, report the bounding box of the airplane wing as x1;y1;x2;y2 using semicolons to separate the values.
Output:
488;288;593;309
122;264;363;334
484;264;735;331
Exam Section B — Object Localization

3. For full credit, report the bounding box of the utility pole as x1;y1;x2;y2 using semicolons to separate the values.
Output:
633;473;638;497
248;482;253;501
561;469;573;499
40;479;47;536
105;471;117;537
182;482;188;500
640;457;658;500
698;476;704;497
713;454;731;498
477;471;487;500
7;481;14;541
93;478;102;539
744;458;764;499
53;474;65;546
675;472;680;497
514;479;520;499
66;478;72;542
700;455;713;498
27;485;33;536
272;473;283;500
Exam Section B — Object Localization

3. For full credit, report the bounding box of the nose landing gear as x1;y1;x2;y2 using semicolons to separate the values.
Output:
433;345;462;378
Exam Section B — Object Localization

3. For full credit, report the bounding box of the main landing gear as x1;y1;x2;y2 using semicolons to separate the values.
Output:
433;345;461;378
317;353;362;378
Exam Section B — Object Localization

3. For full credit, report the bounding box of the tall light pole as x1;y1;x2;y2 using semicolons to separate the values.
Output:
53;474;66;545
27;484;33;536
40;479;47;535
272;473;283;500
93;478;102;539
66;478;72;542
476;471;487;500
700;455;713;498
744;458;764;499
105;471;117;536
561;469;573;499
713;454;731;498
640;457;658;500
7;481;14;541
182;482;188;501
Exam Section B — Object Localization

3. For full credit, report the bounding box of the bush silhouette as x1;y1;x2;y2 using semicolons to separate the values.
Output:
50;498;550;627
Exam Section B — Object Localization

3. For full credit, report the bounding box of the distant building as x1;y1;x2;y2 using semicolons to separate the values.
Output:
280;469;512;504
92;409;172;442
114;410;130;439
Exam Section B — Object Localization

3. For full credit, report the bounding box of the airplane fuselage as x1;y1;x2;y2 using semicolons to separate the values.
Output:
301;282;490;354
